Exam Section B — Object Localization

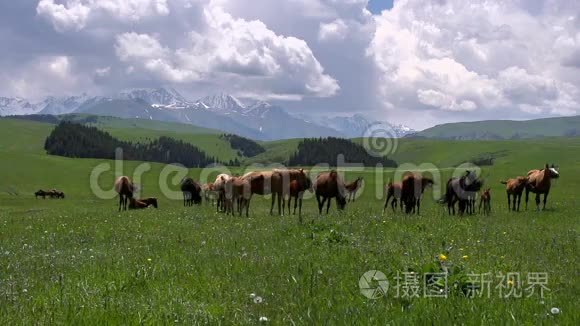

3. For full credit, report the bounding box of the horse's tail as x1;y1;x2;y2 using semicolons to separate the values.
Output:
500;180;507;185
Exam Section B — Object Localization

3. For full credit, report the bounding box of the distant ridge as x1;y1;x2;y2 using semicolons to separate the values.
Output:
408;115;580;140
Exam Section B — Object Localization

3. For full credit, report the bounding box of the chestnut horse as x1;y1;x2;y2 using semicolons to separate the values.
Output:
525;164;559;210
314;170;347;214
478;188;491;216
213;173;232;212
286;175;313;221
114;176;134;211
501;176;527;211
345;177;363;202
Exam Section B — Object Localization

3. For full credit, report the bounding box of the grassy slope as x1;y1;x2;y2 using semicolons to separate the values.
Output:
0;118;579;324
413;115;580;139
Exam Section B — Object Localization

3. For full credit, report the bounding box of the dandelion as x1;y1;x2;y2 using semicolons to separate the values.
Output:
249;293;256;299
254;296;263;304
550;307;560;315
259;316;269;322
507;279;515;287
438;254;448;261
147;258;152;262
462;255;469;259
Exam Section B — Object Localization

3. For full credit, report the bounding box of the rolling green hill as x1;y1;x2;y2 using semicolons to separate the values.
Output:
411;115;580;139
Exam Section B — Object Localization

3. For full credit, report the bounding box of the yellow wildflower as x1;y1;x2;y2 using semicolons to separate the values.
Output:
439;254;448;261
462;255;469;259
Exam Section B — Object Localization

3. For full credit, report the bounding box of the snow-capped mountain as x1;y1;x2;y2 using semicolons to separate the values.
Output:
0;87;413;140
311;113;415;138
118;88;189;108
197;93;246;113
0;97;41;116
39;94;92;115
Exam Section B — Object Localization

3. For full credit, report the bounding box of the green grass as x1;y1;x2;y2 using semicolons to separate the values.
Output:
0;118;579;324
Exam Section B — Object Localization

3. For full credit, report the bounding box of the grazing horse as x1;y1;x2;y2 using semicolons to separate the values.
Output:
525;164;560;210
478;188;491;215
114;176;134;211
286;175;313;221
400;173;434;215
383;181;404;213
35;190;48;199
442;170;483;215
180;177;202;206
49;189;65;199
202;183;218;206
213;173;232;212
501;177;528;211
345;177;363;202
314;170;347;214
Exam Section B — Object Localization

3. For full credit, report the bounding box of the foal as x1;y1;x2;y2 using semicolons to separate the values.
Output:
478;188;491;216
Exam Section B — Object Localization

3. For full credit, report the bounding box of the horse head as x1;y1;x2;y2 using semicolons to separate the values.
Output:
547;163;560;179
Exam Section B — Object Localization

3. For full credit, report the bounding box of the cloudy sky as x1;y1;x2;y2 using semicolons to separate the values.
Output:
0;0;579;129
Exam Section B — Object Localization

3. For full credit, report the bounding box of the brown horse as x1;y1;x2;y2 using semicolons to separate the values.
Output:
501;177;527;211
225;174;264;217
213;173;232;212
114;176;134;211
286;175;313;221
400;172;434;215
314;170;347;214
49;189;65;199
383;181;404;213
202;183;218;206
139;197;158;208
525;164;559;210
345;177;363;202
478;188;491;215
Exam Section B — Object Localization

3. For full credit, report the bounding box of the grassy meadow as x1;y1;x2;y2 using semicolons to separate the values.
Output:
0;118;579;324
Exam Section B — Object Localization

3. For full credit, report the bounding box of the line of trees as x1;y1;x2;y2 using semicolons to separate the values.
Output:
287;137;397;167
220;133;265;157
44;121;237;167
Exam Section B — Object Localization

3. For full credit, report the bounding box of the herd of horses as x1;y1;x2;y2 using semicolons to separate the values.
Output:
108;163;559;217
34;189;65;199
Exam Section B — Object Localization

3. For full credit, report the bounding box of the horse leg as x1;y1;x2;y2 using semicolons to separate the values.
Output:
316;194;323;215
298;197;303;221
392;199;397;212
516;194;522;212
277;193;282;216
416;198;421;215
270;193;276;215
543;191;549;210
118;194;122;212
525;188;529;210
535;193;540;210
293;196;298;215
383;195;390;213
326;197;331;214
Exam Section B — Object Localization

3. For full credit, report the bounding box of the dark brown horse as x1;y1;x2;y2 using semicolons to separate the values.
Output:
139;197;158;208
114;176;134;211
478;188;491;215
35;190;48;199
180;177;202;206
501;176;527;211
345;177;363;202
286;175;313;221
525;164;559;210
442;170;483;215
314;170;347;214
128;198;156;209
400;172;434;214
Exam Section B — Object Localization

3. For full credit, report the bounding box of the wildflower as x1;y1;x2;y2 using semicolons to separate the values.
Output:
438;254;448;261
462;255;468;259
250;293;256;299
550;307;560;315
259;316;269;322
147;258;152;262
507;279;515;287
254;296;263;304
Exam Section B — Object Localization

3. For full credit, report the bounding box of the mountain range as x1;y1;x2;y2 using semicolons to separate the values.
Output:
0;88;415;140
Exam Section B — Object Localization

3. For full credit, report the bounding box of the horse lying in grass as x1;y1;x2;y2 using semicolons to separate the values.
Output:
129;197;158;209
